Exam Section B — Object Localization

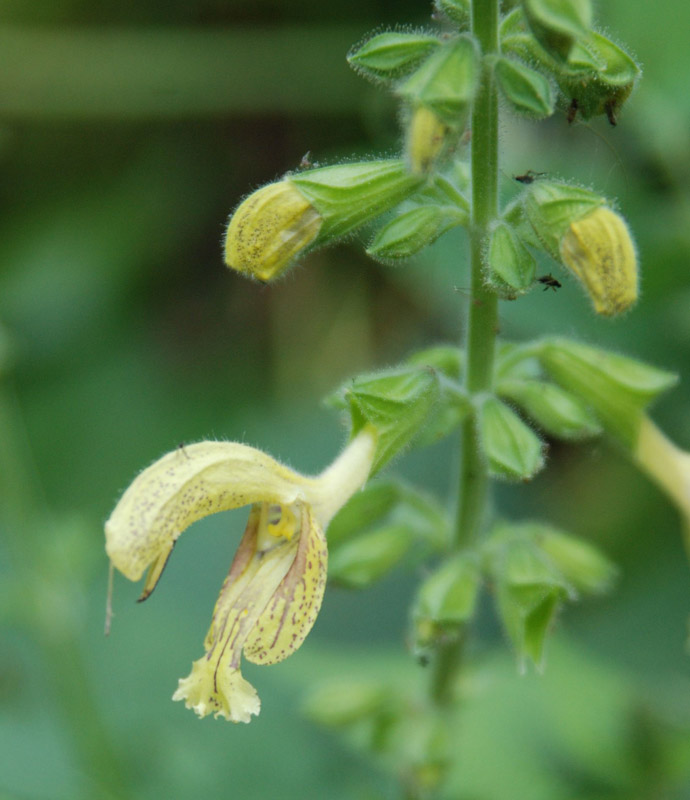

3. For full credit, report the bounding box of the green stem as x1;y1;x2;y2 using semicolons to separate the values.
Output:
456;0;500;549
429;0;500;717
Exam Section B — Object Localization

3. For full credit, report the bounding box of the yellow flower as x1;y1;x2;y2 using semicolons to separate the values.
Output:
224;181;322;282
634;417;690;529
105;429;376;723
559;207;638;317
405;105;449;175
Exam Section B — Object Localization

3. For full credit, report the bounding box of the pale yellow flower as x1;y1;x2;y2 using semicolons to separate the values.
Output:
224;181;322;282
559;206;638;317
105;429;376;723
634;417;690;529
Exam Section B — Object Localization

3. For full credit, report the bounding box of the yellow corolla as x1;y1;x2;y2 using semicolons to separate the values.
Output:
224;181;322;282
105;428;376;723
634;417;690;533
559;207;638;317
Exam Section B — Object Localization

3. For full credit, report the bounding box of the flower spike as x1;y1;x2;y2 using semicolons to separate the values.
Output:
105;429;376;722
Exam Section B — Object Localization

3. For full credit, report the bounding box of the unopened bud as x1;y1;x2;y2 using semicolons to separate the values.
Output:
397;36;479;127
224;180;322;281
405;105;451;175
559;206;637;316
523;181;637;315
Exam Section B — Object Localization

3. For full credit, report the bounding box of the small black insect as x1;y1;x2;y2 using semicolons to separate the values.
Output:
514;170;546;185
567;98;579;124
537;274;562;292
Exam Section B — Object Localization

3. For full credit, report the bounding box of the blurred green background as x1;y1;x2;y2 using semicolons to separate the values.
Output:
2;1;690;798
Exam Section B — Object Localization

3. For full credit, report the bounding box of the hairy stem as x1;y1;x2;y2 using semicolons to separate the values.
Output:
429;0;500;722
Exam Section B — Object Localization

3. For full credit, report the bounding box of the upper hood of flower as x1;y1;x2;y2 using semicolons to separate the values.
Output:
105;431;377;591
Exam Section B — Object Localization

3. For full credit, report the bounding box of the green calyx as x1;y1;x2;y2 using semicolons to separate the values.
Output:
484;221;536;298
368;205;466;262
290;159;424;243
479;396;546;481
539;338;678;446
522;179;605;259
397;35;480;127
522;0;592;62
329;365;441;474
347;31;441;84
495;56;555;118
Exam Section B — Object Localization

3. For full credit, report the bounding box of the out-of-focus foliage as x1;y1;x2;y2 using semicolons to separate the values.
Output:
2;1;690;798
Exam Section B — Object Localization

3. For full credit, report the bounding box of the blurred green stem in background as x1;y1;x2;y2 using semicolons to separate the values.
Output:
0;380;129;800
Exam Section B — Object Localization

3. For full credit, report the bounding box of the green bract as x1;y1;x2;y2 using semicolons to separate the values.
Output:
304;679;393;728
484;221;536;297
397;36;480;126
522;0;592;62
332;365;441;474
539;338;678;446
412;554;481;650
479;396;545;481
487;525;572;669
534;525;617;594
368;205;466;261
434;0;471;28
347;31;441;84
329;525;414;588
556;31;640;124
522;180;605;259
291;160;424;242
495;57;555;118
498;378;602;440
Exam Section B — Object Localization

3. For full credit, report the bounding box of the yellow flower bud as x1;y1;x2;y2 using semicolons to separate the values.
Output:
559;206;637;316
405;105;449;175
224;180;322;282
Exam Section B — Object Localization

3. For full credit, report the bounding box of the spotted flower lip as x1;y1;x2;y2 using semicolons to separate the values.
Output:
105;429;376;723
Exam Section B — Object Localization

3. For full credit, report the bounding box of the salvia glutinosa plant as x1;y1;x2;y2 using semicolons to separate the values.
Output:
105;0;688;795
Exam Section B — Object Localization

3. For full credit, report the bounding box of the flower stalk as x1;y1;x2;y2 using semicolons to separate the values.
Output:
430;0;500;716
